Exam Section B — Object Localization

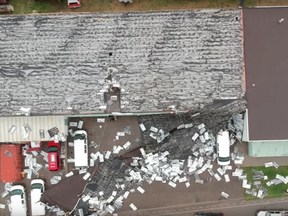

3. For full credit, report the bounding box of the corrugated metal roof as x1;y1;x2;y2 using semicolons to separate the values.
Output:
0;144;22;183
0;116;67;142
248;141;288;157
0;9;244;115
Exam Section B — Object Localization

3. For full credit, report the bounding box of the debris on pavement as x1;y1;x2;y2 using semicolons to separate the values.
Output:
221;191;229;199
43;99;247;215
264;162;274;168
51;176;62;185
129;203;137;211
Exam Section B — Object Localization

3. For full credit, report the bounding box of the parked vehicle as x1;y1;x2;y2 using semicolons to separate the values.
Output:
10;185;27;216
48;141;61;171
257;210;288;216
195;214;224;216
217;130;230;166
74;130;88;167
31;179;46;216
0;0;14;13
68;0;80;8
0;144;22;183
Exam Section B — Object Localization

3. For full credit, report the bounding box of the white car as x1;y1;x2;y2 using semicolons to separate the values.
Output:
257;210;288;216
10;185;28;216
31;179;46;216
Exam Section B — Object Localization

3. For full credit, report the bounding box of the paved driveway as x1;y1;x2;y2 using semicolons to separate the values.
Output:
236;142;288;167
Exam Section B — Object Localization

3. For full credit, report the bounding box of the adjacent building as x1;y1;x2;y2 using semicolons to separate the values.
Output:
242;8;288;157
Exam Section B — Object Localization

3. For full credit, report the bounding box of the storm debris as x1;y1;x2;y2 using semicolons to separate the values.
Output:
129;203;137;211
69;99;247;215
8;125;16;134
51;176;62;185
220;191;229;199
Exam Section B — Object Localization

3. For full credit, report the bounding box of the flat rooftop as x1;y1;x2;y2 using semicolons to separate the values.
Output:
244;8;288;140
0;9;243;115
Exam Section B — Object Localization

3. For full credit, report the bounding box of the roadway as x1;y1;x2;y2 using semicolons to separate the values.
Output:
118;197;288;216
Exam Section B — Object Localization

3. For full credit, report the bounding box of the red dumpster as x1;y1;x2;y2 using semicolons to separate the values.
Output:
0;144;23;183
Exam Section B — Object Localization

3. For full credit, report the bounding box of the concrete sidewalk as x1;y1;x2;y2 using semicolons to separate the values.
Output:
236;141;288;167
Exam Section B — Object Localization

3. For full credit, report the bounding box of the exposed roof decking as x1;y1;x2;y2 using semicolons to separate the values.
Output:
0;10;243;115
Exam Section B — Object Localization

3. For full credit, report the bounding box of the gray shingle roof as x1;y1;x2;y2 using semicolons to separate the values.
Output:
0;9;244;115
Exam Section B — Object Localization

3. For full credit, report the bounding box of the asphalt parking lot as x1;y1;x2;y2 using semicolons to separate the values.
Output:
118;160;244;214
67;116;143;172
2;116;287;216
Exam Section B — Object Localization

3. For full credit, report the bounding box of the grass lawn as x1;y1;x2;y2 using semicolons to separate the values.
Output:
4;0;288;15
243;166;288;200
5;0;257;15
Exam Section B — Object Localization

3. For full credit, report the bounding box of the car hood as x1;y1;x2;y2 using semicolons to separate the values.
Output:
257;211;267;216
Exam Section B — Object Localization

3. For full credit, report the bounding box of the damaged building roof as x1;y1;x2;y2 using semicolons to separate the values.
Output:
243;8;288;141
0;9;244;115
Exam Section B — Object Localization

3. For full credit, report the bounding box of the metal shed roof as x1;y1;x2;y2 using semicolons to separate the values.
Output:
0;116;67;142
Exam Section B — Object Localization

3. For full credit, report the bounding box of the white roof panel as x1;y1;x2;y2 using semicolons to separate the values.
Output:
0;116;67;142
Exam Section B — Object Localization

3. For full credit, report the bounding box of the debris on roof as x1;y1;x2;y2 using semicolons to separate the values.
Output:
19;107;31;116
0;9;243;115
8;125;16;134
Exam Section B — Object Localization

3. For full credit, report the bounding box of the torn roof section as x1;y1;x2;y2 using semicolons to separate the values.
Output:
0;9;244;115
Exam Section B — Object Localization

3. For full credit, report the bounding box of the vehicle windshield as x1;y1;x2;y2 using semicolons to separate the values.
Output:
31;183;42;190
48;146;58;152
11;189;22;196
218;157;230;162
74;133;86;140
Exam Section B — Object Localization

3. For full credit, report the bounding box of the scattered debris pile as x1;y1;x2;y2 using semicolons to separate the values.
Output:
0;183;12;209
76;159;130;215
244;161;288;199
244;169;268;199
67;99;247;215
138;99;246;159
228;113;244;141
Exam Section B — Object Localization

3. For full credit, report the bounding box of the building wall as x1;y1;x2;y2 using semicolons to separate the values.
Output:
248;140;288;157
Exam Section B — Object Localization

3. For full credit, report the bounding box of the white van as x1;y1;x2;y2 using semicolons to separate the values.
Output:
11;185;27;216
30;179;45;216
217;130;230;166
74;130;88;167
